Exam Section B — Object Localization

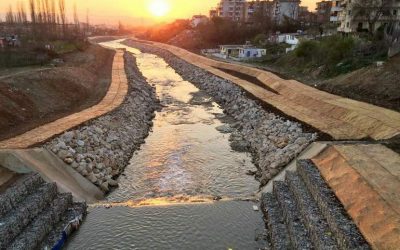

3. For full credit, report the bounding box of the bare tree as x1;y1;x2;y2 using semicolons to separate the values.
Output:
29;0;36;24
36;0;43;25
58;0;66;37
353;0;396;35
73;2;80;35
16;1;28;24
5;5;15;24
86;8;90;34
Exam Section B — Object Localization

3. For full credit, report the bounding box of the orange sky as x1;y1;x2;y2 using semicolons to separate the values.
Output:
0;0;318;25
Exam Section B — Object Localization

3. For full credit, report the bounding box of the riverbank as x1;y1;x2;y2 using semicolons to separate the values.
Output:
123;39;317;186
45;52;161;192
243;51;400;113
0;44;115;141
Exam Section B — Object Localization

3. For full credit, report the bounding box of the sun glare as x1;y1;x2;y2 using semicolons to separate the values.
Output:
148;0;170;17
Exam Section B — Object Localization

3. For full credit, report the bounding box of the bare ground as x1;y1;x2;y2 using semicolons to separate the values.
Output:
317;54;400;112
0;44;115;141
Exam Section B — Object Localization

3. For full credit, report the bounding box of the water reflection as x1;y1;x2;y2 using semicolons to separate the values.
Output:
102;42;258;202
66;40;266;250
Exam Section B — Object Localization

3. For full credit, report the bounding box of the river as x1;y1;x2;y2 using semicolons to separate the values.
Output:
66;40;266;250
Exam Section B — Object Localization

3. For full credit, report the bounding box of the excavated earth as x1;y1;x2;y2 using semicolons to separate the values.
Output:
0;44;115;141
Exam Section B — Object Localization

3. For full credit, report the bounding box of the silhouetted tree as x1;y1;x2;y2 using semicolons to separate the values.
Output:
5;5;15;24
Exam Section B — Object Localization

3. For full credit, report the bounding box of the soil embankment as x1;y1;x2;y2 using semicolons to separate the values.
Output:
0;44;115;141
256;54;400;112
317;54;400;112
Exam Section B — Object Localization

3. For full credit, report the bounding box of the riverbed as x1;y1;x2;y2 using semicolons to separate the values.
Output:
66;40;266;249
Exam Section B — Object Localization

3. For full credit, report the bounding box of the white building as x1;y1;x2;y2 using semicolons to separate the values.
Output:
191;15;209;27
284;34;300;52
218;44;266;60
217;0;246;21
238;47;267;58
272;0;301;24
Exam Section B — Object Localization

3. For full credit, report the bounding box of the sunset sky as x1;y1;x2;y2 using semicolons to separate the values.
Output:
0;0;318;25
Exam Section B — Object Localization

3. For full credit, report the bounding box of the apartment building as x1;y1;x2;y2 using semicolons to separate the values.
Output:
272;0;302;24
316;1;333;24
211;0;301;24
216;0;246;21
338;0;400;33
244;0;274;23
330;0;343;23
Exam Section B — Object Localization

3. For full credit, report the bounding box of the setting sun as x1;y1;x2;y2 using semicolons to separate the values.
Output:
148;0;171;17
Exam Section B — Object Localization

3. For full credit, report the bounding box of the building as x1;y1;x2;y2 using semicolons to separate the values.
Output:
338;0;400;33
272;0;301;24
316;1;333;24
216;0;246;21
211;0;302;24
284;33;300;52
209;9;218;18
330;0;343;23
244;0;274;23
298;6;318;26
191;15;209;27
218;43;266;60
238;46;267;58
268;32;301;51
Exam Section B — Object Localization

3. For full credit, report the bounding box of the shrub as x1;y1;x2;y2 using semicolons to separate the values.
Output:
295;40;320;59
276;35;387;78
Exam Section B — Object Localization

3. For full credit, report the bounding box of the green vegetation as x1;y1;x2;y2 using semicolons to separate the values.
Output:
269;35;388;78
50;40;89;54
0;40;88;68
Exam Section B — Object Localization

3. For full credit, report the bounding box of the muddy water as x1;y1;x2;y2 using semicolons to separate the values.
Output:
66;40;266;249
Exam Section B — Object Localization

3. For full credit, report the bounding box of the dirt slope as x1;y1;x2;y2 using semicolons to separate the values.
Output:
318;55;400;112
0;44;115;141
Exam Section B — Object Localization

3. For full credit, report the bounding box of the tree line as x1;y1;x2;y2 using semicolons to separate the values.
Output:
1;0;89;40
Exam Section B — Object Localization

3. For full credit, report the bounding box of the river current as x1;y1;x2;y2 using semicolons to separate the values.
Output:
66;40;266;250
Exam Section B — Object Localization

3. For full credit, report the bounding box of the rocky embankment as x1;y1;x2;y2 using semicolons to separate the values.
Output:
124;40;317;186
45;52;160;192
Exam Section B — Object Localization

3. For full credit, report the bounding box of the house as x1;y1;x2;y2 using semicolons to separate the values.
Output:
218;43;266;60
284;33;300;52
272;0;301;24
238;47;267;58
338;0;400;33
268;32;288;43
219;45;242;57
268;31;302;52
191;15;209;27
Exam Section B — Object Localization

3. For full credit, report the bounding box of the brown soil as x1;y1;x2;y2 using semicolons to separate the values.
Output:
0;44;115;141
317;55;400;112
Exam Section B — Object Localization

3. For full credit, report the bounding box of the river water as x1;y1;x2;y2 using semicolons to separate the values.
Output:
66;40;266;250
